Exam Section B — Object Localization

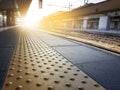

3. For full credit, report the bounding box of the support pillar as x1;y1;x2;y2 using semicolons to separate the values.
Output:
98;16;110;30
6;10;11;26
11;11;15;25
71;21;75;28
2;11;6;27
6;10;15;26
83;19;88;29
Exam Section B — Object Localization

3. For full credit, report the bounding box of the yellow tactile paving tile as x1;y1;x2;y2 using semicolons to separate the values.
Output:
2;30;106;90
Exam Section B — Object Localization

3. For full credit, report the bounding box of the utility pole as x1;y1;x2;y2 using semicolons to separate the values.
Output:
84;0;88;4
68;2;72;11
39;0;42;9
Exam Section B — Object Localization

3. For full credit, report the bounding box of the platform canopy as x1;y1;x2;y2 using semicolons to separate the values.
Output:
0;0;32;17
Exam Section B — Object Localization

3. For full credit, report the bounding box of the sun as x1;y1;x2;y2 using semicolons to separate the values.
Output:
21;0;41;28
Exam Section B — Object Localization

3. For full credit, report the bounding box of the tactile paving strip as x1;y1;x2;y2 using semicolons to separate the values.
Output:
2;30;106;90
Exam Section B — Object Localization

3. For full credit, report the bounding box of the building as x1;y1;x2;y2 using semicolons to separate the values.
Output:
42;0;120;31
0;0;31;27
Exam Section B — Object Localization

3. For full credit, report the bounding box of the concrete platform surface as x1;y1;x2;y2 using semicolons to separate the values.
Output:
0;27;120;90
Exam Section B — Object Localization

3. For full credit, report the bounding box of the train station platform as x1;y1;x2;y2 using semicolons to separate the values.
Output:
0;26;120;90
0;27;18;90
0;27;105;90
0;26;16;32
51;27;120;37
46;27;120;54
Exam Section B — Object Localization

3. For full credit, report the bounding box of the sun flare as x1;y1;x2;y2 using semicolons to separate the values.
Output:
21;0;41;28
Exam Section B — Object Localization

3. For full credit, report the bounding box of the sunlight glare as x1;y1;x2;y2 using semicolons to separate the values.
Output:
22;0;40;28
21;0;105;28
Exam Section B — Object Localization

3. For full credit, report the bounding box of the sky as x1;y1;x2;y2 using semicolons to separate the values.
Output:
41;0;106;16
20;0;106;27
25;0;106;21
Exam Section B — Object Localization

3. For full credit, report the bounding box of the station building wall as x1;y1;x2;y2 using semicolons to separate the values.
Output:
52;11;120;31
